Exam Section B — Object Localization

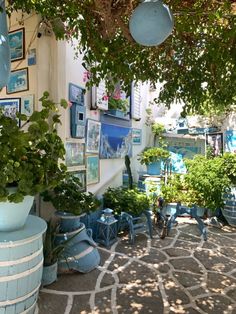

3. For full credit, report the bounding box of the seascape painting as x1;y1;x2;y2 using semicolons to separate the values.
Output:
100;123;132;159
225;130;236;153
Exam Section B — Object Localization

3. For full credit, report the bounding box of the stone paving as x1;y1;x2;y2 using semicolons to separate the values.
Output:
37;218;236;314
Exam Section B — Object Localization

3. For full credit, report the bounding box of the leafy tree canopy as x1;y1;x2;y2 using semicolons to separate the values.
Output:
7;0;236;115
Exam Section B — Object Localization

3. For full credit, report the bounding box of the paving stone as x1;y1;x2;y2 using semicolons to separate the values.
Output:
70;294;91;314
116;283;163;313
188;287;206;297
100;273;115;288
177;232;201;243
98;248;111;267
151;237;174;248
173;271;203;288
164;248;191;257
169;308;201;314
207;233;236;247
226;288;236;301
219;247;236;260
118;261;157;285
46;269;101;291
207;273;236;293
169;257;203;274
202;241;218;250
179;224;203;237
108;254;129;272
140;248;167;264
195;295;232;313
154;263;170;274
116;234;149;257
38;292;67;314
94;289;112;313
194;250;236;273
163;277;190;306
175;240;199;250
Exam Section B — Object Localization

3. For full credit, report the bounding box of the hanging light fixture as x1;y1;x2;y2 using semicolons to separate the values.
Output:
0;0;10;89
129;0;174;47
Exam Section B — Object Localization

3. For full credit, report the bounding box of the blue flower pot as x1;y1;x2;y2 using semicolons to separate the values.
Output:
147;161;162;175
42;262;58;286
55;211;86;233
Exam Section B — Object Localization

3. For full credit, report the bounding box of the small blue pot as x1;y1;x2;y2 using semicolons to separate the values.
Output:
147;161;162;175
42;262;58;286
55;211;85;233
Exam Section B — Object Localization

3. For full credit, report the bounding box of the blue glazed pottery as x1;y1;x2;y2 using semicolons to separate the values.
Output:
147;161;162;175
42;262;58;286
129;0;174;46
0;0;10;89
55;211;86;233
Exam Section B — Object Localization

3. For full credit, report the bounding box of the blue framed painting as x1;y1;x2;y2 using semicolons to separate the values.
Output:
86;155;100;185
132;128;142;145
225;130;236;153
8;28;25;61
0;98;21;126
6;68;29;94
100;123;132;159
69;83;85;105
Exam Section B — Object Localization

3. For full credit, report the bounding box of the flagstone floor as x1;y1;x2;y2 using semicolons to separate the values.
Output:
37;218;236;314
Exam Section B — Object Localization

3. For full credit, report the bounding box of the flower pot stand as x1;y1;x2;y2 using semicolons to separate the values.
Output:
166;203;207;241
0;215;46;313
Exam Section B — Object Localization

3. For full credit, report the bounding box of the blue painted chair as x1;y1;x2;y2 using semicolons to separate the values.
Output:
121;210;153;244
167;203;207;241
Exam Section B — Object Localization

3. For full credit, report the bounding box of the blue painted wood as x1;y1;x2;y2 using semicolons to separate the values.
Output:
222;187;236;226
96;218;118;248
0;215;46;313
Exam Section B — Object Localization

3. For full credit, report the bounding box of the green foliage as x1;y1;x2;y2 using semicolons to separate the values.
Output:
0;92;68;202
42;175;101;215
139;147;170;165
151;122;167;148
103;187;150;216
7;0;236;115
108;97;129;112
43;218;83;266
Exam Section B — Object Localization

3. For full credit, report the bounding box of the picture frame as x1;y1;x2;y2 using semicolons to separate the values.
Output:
86;155;100;185
206;133;223;156
132;128;142;145
8;28;25;62
21;95;34;116
86;119;101;154
69;83;85;105
6;68;29;94
69;169;87;192
0;98;21;126
28;48;36;66
65;142;85;167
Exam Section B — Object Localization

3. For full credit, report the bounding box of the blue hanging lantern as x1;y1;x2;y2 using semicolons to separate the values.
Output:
129;0;174;47
0;0;10;89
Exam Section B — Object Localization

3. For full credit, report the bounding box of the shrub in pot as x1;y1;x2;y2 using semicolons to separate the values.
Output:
42;175;101;232
0;91;68;231
139;147;170;175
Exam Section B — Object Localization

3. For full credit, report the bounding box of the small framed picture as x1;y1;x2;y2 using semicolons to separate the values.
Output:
21;95;34;116
8;28;25;62
69;170;87;192
132;128;142;145
86;155;100;185
28;48;36;66
69;83;85;105
6;68;29;94
65;142;85;167
86;119;101;154
206;133;223;156
0;98;21;126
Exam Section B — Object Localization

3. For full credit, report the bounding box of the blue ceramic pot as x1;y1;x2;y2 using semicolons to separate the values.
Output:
147;161;162;175
42;262;58;286
55;211;86;233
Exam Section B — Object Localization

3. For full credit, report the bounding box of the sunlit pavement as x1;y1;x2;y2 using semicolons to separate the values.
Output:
37;218;236;314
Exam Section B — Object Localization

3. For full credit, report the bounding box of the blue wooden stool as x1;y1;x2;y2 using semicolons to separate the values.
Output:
167;203;207;240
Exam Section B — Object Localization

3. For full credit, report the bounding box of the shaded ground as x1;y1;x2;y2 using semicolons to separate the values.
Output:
37;218;236;314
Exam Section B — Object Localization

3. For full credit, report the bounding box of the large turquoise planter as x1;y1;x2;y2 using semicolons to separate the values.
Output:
147;161;162;175
222;187;236;227
0;216;46;313
0;194;34;231
0;0;10;89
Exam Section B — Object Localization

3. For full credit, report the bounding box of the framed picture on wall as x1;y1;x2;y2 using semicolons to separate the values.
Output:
8;28;25;62
86;119;101;153
0;98;20;126
6;68;29;94
69;83;85;105
206;133;223;156
69;170;86;191
65;142;85;167
21;95;34;116
132;128;142;145
86;155;100;185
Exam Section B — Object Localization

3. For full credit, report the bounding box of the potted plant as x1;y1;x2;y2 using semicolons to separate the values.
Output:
42;218;83;286
42;175;101;232
139;147;170;175
0;91;68;231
